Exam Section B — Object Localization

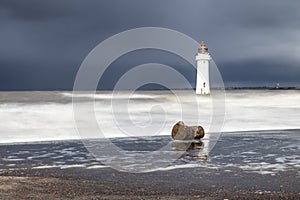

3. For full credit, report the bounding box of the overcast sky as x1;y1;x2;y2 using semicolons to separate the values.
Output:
0;0;300;90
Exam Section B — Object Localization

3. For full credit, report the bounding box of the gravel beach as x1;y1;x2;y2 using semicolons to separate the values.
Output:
0;131;299;199
0;167;299;200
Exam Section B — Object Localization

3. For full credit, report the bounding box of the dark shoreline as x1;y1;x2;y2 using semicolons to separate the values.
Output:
1;130;299;199
1;167;299;200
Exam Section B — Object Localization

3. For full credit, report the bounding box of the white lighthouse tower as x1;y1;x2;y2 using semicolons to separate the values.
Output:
195;41;211;95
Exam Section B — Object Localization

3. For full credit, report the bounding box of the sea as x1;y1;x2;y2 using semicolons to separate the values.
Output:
0;89;299;173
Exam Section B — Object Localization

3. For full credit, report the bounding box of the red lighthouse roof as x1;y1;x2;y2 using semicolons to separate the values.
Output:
198;41;208;54
200;41;207;49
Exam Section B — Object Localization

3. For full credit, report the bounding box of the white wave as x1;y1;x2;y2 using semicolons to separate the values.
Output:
0;90;299;143
32;164;108;170
63;92;159;100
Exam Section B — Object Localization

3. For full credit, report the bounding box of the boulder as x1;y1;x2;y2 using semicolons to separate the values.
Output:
171;121;205;140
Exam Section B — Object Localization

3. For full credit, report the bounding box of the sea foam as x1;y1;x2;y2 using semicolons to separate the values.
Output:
0;90;299;143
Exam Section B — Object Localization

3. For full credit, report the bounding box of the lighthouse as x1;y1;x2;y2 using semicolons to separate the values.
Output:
195;41;211;95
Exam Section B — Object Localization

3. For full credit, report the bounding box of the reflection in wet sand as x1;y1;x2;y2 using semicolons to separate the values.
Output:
172;141;208;160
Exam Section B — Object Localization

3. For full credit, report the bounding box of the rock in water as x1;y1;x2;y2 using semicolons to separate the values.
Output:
171;121;205;140
171;141;204;151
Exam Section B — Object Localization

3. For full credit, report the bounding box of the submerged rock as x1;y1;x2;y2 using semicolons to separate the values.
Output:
171;121;205;140
171;141;204;151
171;141;208;160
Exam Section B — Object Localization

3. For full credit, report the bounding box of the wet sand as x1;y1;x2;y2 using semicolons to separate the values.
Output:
0;131;299;199
1;166;299;200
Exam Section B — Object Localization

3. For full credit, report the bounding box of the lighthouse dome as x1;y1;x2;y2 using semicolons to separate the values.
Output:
198;41;208;54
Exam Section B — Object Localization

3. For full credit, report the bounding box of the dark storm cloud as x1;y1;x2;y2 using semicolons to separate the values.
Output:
208;0;300;29
0;0;73;20
0;0;299;90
